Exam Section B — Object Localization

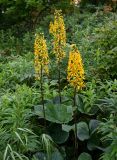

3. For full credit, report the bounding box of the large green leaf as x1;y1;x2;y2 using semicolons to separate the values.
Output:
34;148;64;160
78;152;92;160
87;120;100;151
77;122;90;141
89;119;100;135
87;134;100;151
62;124;75;132
49;124;69;144
33;152;46;160
34;104;73;124
51;149;64;160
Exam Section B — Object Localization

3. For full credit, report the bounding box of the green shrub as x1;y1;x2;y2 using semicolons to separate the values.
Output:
99;94;117;160
0;55;34;92
0;84;41;159
94;20;117;80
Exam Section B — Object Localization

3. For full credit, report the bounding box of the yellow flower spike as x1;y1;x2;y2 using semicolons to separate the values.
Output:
67;44;85;90
34;33;49;80
49;10;66;62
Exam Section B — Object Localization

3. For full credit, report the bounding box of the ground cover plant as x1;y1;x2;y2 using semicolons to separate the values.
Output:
0;0;117;160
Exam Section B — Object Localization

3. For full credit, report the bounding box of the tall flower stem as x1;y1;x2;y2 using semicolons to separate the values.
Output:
58;59;62;103
49;10;66;104
73;87;78;156
40;64;46;130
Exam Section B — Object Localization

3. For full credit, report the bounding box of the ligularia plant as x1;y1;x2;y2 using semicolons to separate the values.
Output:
49;10;66;103
34;33;49;129
67;44;85;153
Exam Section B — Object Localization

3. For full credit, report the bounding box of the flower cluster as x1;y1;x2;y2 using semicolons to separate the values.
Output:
67;44;85;90
49;10;66;62
34;33;49;80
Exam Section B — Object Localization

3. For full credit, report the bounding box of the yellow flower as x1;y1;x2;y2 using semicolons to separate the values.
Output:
49;10;66;62
67;44;85;90
34;33;49;80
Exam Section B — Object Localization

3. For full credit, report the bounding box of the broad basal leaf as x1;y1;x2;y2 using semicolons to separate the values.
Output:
34;104;73;124
77;122;90;141
78;152;92;160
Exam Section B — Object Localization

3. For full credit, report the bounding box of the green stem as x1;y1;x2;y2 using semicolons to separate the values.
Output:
58;60;62;103
73;87;78;157
40;64;46;130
